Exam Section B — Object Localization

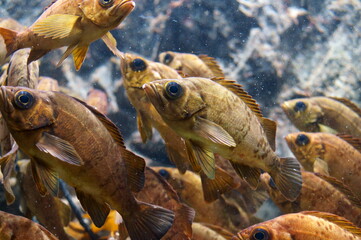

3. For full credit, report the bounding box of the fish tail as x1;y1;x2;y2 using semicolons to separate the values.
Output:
123;201;174;240
270;157;302;201
0;27;18;56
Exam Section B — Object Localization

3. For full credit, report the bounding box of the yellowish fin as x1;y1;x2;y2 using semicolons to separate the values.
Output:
313;157;329;176
0;27;18;55
101;32;123;58
72;45;89;71
318;124;338;134
32;14;81;39
198;54;225;78
191;142;215;179
137;112;153;143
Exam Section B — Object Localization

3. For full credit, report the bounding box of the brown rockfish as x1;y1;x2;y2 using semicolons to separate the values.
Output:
0;210;59;240
159;51;225;78
285;132;361;200
0;86;174;240
232;211;361;240
261;171;361;227
144;77;302;201
281;97;361;137
0;0;135;70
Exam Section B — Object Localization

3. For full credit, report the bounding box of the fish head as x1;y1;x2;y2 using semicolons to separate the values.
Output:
0;86;56;131
79;0;135;28
234;222;292;240
285;132;324;171
281;98;322;132
143;78;206;122
159;51;182;70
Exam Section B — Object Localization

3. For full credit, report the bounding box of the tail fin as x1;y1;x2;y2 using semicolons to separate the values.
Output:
0;28;18;56
124;202;174;240
270;157;302;201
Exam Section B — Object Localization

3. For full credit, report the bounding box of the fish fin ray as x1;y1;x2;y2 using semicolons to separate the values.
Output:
54;197;72;226
184;140;201;172
0;27;18;55
329;97;361;118
318;124;338;134
302;211;361;236
1;143;17;205
271;157;302;201
136;112;153;143
36;132;84;166
313;158;329;175
211;77;263;118
198;54;225;78
124;201;174;240
122;149;146;192
57;44;77;67
76;190;110;227
177;204;196;238
230;161;260;189
101;32;123;58
336;134;361;153
72;45;88;71
260;117;277;151
28;49;50;63
31;160;59;196
315;173;361;208
194;116;236;147
30;160;49;196
32;14;81;39
201;166;239;202
191;142;215;179
163;134;189;174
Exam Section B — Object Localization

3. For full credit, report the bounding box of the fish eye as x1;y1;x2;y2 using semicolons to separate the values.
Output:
158;169;170;180
163;53;174;65
251;228;269;240
130;58;147;72
14;90;35;109
165;81;183;100
295;134;310;146
99;0;114;8
294;101;307;112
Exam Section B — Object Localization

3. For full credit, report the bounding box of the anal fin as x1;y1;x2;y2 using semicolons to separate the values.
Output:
136;112;153;143
230;161;261;189
122;149;145;192
72;45;89;71
30;160;59;196
192;143;215;179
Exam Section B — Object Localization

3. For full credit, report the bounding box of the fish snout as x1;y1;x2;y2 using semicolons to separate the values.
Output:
0;86;15;114
111;0;135;17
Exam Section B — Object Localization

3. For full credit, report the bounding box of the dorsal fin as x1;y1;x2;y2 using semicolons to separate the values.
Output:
302;211;361;236
314;173;361;208
336;134;361;153
211;77;263;118
260;117;277;151
198;55;225;78
329;97;361;118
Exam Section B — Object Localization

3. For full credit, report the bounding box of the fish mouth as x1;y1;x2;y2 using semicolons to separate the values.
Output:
280;102;290;112
143;83;166;110
111;0;135;17
0;86;14;114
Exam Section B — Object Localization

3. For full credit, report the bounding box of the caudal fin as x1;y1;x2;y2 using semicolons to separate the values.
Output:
0;27;18;55
270;157;302;201
124;202;174;240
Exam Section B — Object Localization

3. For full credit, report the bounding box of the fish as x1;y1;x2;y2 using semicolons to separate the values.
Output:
0;0;135;71
285;132;361;200
159;51;225;78
232;211;361;240
192;223;234;240
86;88;108;115
143;77;302;201
261;171;361;227
0;18;25;66
36;76;60;91
120;53;239;201
0;86;174;240
17;160;71;240
0;210;59;240
153;167;254;233
281;97;361;137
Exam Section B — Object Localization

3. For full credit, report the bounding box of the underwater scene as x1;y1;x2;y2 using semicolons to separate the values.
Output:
0;0;360;239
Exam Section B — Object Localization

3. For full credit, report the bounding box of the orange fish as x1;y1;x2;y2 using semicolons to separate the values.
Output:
0;0;135;70
0;18;25;65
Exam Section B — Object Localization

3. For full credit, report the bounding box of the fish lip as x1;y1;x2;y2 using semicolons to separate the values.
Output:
111;0;135;17
143;83;165;110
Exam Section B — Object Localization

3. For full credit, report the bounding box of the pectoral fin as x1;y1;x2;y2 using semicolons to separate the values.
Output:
191;142;215;179
185;140;201;172
101;32;122;57
136;112;153;143
76;190;110;228
194;116;236;147
230;161;261;189
32;14;81;39
36;132;84;166
72;45;89;71
313;157;329;175
318;124;338;134
31;160;58;196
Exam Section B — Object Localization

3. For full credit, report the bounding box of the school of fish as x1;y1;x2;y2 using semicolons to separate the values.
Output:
0;1;361;240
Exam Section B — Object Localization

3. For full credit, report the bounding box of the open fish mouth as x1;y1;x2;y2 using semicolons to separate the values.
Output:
143;83;166;110
111;0;136;17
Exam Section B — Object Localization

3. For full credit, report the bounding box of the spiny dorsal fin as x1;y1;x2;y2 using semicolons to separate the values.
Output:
211;77;263;118
198;55;225;78
314;173;361;209
329;97;361;118
72;97;125;147
336;134;361;153
302;211;361;236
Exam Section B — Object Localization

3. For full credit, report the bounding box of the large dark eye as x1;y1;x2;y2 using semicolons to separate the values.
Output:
158;169;170;180
294;101;307;112
99;0;114;7
251;228;269;240
163;53;174;65
130;58;147;72
14;91;34;109
165;81;183;100
296;134;310;146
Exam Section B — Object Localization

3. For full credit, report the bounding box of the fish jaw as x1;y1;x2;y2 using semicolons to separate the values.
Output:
143;82;167;115
110;0;135;18
0;86;15;114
